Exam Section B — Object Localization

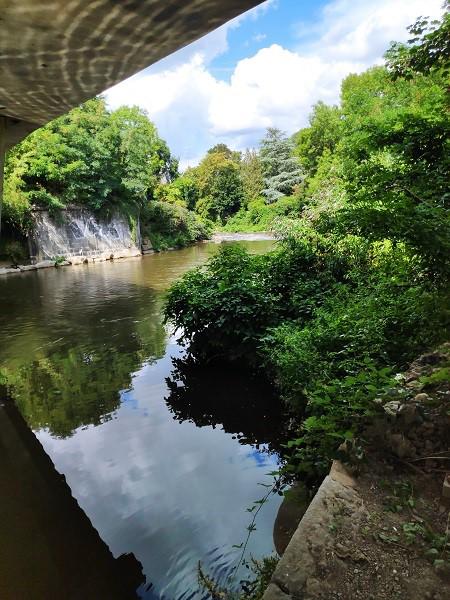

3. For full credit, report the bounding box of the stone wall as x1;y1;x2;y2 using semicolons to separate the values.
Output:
29;208;141;262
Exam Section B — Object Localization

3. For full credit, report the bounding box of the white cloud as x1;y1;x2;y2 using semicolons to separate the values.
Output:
146;0;278;72
105;0;445;168
301;0;444;64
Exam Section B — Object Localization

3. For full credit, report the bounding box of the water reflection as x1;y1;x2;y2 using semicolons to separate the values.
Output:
0;396;145;599
6;305;167;437
36;341;283;598
166;355;293;454
0;240;282;599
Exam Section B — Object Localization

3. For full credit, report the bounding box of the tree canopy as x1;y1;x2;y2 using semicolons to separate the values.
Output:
3;98;177;231
260;128;303;203
385;11;450;79
293;102;342;176
189;146;244;222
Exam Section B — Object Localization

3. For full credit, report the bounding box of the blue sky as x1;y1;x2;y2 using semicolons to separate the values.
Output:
209;0;326;80
106;0;445;169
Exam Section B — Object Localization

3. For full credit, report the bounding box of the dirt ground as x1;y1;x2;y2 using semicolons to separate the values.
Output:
325;456;449;600
323;346;450;600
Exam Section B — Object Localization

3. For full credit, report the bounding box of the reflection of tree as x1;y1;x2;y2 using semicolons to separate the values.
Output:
5;348;133;437
165;355;294;454
2;297;167;438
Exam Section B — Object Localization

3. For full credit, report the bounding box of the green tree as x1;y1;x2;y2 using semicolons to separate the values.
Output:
3;98;176;227
155;174;200;210
108;104;178;212
260;128;303;203
334;66;450;273
207;143;241;163
240;149;264;205
192;150;244;222
385;10;450;79
293;101;343;176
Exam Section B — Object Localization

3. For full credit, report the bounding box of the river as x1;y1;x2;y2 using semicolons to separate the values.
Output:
0;240;287;599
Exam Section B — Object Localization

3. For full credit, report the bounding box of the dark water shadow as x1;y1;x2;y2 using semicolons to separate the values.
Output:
165;354;295;457
0;389;145;599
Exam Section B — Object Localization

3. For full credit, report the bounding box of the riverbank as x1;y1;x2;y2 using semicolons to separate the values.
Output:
0;232;275;277
0;248;142;276
264;346;450;600
212;232;275;242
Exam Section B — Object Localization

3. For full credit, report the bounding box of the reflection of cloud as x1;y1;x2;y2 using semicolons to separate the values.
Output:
121;390;139;412
37;356;282;599
247;449;269;468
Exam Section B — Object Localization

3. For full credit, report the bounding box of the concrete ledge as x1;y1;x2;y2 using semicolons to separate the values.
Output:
0;249;143;276
263;462;364;600
34;260;55;269
0;267;21;275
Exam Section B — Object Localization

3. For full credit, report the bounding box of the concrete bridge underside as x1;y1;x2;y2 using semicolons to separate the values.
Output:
0;0;263;231
0;0;262;149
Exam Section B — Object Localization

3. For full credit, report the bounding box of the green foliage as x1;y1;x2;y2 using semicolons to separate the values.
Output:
418;365;450;387
237;556;279;600
260;128;303;203
301;150;347;223
3;98;176;229
165;14;450;476
53;255;66;266
240;150;264;206
198;555;278;600
191;149;244;223
2;239;27;267
293;101;343;176
165;245;279;360
156;175;200;211
166;221;450;478
284;364;392;480
207;143;242;164
385;10;450;79
330;66;450;275
221;196;301;232
141;200;211;251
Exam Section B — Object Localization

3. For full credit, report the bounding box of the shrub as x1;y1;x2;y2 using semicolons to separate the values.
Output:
165;230;450;481
141;200;211;251
221;196;301;232
165;245;279;360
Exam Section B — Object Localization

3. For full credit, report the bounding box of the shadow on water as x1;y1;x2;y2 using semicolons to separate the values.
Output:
165;354;294;455
0;389;146;599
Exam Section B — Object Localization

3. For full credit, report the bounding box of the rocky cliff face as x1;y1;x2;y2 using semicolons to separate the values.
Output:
29;208;140;262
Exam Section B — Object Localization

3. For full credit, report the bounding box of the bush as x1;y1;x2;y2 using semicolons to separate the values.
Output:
165;229;450;480
221;196;301;232
284;363;393;481
141;201;211;251
165;229;352;360
165;245;279;360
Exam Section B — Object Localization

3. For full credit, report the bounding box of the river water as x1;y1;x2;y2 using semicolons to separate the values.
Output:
0;240;286;599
